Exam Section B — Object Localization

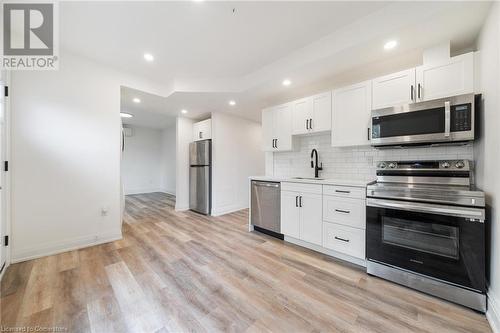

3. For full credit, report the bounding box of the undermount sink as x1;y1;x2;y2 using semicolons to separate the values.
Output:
291;177;325;180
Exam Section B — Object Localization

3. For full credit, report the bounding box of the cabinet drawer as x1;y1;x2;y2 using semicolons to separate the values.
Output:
323;196;365;229
282;182;322;195
323;185;365;199
323;222;365;259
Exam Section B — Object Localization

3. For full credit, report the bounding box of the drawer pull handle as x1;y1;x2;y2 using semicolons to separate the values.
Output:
335;209;350;214
334;236;350;243
335;190;350;194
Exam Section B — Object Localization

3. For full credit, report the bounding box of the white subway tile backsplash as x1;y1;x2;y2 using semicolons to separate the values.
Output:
273;133;473;181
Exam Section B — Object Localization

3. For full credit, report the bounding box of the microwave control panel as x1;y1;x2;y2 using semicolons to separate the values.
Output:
450;103;472;132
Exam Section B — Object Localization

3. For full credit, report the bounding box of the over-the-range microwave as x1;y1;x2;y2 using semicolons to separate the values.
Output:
370;93;479;147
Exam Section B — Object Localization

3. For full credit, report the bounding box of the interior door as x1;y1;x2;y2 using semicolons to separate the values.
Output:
0;72;6;270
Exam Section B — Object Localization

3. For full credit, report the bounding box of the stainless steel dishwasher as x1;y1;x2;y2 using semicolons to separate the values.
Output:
251;180;281;237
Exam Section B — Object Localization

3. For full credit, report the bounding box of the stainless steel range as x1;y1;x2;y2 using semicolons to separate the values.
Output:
366;160;486;312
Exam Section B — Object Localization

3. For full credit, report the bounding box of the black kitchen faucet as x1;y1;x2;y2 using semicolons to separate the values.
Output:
310;149;323;178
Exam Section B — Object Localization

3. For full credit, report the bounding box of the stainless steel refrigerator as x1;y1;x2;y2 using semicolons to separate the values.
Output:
189;139;211;215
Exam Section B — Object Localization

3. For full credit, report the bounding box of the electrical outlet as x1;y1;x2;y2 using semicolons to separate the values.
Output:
100;207;109;216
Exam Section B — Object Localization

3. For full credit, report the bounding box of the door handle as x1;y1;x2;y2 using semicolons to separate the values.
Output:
275;139;278;149
306;119;309;130
309;118;313;130
335;190;350;194
418;83;422;100
410;85;414;101
199;131;202;139
334;236;350;243
295;196;298;207
335;209;350;214
299;196;302;207
444;101;451;137
367;127;371;141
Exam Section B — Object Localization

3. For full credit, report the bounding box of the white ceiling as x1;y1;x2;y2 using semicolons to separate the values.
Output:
120;86;177;129
62;1;493;123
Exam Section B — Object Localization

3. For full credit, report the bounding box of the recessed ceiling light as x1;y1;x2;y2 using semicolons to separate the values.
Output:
120;112;133;118
143;53;154;62
228;100;236;106
181;109;188;114
282;79;292;86
384;40;397;50
133;98;141;103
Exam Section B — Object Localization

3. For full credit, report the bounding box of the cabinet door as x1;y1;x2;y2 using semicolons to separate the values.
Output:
332;81;372;147
198;119;212;140
416;52;474;102
372;69;416;109
281;191;300;239
291;98;312;135
274;104;293;151
193;122;202;141
261;108;274;151
310;92;332;133
299;192;323;246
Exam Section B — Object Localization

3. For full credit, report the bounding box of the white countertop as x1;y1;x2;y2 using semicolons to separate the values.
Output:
249;176;375;188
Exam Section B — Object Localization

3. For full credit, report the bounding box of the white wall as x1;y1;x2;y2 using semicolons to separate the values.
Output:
122;126;163;195
10;51;168;262
161;126;176;195
211;112;264;216
175;117;194;211
475;3;500;331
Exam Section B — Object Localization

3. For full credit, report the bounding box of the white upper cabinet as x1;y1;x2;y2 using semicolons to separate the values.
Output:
371;69;416;109
193;119;212;141
261;104;293;152
291;92;332;135
291;97;312;135
261;108;274;151
332;81;372;147
310;92;332;133
416;52;474;102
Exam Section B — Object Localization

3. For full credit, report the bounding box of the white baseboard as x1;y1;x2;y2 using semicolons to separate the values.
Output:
125;187;164;195
175;205;189;212
160;188;176;196
284;236;366;268
11;231;123;263
211;205;248;217
488;290;500;333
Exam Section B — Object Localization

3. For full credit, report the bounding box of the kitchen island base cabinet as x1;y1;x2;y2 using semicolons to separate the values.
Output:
281;191;300;239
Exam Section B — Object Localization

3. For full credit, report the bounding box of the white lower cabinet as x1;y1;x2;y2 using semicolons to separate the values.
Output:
281;191;300;239
280;183;322;246
323;222;365;260
299;192;323;245
280;182;367;264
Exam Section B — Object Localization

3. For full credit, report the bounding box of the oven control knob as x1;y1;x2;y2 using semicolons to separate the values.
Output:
378;162;387;169
455;161;465;169
441;162;450;169
388;162;397;169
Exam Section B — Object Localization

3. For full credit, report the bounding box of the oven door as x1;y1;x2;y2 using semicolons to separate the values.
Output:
370;94;474;146
366;198;485;292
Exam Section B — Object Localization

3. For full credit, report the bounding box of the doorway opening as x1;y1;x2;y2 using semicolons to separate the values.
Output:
120;86;177;220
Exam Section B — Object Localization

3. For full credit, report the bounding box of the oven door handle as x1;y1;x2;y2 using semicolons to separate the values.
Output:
366;198;485;221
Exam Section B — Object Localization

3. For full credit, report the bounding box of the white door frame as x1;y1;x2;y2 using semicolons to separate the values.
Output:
0;70;12;280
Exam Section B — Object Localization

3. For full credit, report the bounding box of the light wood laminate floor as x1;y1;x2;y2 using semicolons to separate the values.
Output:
1;192;491;332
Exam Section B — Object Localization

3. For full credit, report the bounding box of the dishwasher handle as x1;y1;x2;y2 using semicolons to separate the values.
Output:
253;181;280;188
